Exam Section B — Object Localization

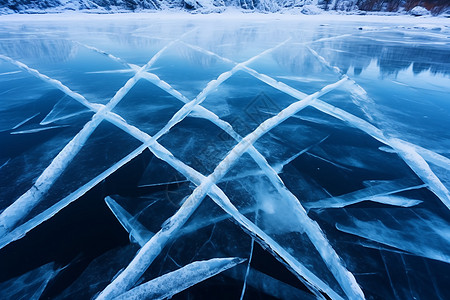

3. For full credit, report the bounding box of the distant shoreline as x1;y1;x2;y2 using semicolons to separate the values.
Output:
1;11;449;25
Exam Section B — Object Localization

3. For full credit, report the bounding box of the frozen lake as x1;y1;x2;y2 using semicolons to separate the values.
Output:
0;14;449;299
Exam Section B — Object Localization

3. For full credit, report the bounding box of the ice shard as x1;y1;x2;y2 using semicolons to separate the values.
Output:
40;95;90;125
305;179;426;209
105;196;154;247
113;258;245;300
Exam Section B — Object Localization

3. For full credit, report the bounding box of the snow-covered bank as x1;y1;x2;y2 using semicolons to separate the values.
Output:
1;10;450;25
0;0;449;17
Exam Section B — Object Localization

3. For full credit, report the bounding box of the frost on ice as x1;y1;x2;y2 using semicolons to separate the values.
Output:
0;17;449;299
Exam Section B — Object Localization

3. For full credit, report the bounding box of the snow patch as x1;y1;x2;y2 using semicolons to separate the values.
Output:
410;6;431;17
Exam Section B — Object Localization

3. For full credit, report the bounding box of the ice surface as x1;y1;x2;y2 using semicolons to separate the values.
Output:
1;15;449;300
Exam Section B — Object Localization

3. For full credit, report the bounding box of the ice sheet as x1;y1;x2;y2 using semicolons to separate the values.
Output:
1;16;449;300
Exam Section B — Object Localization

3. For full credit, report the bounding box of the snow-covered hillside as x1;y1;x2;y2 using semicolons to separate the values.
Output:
0;0;449;15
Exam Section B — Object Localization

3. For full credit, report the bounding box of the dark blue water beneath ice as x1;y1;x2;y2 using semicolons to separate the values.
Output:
0;16;449;299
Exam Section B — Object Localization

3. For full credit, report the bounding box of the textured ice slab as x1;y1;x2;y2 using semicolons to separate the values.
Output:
0;15;449;300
